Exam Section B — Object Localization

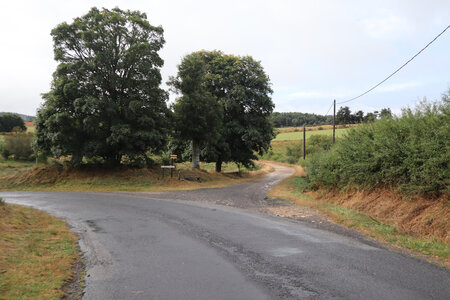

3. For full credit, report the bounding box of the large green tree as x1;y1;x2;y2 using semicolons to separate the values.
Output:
0;113;26;132
35;7;169;166
169;50;275;172
169;53;222;169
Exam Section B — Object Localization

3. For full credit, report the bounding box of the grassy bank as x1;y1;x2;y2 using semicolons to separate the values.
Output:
0;161;271;192
269;172;449;266
0;199;79;299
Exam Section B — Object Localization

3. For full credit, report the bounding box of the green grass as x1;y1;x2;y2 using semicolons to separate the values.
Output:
274;128;349;141
0;203;79;299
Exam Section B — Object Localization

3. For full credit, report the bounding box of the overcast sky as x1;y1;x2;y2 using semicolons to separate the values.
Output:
1;0;449;116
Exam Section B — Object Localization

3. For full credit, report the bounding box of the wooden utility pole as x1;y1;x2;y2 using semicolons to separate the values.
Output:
333;99;336;144
303;124;306;160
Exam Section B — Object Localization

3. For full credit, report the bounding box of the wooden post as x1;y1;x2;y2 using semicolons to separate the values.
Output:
170;158;174;178
303;124;306;160
333;99;336;144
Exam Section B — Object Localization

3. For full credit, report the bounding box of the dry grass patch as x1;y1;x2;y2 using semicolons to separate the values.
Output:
0;201;79;299
268;163;449;266
0;160;35;178
0;161;273;192
277;124;358;134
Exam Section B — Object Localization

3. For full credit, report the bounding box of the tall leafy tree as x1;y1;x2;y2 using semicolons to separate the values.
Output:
169;53;222;169
337;106;351;124
0;113;26;132
35;7;169;166
170;50;275;172
380;108;393;118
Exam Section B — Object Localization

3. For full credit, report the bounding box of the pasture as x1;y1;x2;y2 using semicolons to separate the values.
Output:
275;128;349;141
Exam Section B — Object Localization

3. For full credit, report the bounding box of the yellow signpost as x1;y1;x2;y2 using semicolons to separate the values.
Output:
170;155;177;177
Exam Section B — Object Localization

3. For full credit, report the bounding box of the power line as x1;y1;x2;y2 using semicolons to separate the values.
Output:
337;25;450;105
324;101;333;116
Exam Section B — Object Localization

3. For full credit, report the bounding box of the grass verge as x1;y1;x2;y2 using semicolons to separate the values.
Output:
0;200;79;299
268;168;450;267
0;161;272;192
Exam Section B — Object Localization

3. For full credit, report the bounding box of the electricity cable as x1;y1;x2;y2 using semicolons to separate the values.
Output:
337;25;450;104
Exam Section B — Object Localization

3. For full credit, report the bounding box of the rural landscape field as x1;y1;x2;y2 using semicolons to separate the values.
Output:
1;1;449;299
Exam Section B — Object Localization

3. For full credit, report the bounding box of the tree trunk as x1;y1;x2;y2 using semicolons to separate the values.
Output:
192;140;200;169
215;160;222;173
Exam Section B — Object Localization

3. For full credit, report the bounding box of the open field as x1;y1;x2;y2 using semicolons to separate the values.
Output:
275;127;349;141
276;124;358;134
0;200;79;299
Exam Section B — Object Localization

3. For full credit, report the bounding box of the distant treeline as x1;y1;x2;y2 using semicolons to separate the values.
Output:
272;107;393;128
271;112;332;127
0;112;35;122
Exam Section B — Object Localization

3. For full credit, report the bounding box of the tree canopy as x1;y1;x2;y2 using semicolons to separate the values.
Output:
169;53;222;168
35;7;169;166
0;113;26;132
169;50;275;171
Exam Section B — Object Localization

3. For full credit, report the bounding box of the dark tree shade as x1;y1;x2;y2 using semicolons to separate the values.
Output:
0;113;26;132
35;7;169;166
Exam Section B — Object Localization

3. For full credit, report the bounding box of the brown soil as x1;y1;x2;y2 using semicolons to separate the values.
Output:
310;189;450;243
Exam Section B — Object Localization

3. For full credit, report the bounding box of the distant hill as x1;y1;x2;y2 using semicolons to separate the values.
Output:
0;112;35;122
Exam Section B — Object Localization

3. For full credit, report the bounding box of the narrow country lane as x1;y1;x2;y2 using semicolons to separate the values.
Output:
1;164;449;299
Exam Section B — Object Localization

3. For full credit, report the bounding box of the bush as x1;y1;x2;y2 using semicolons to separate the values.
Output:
2;133;34;161
285;135;334;164
0;113;26;132
307;96;450;197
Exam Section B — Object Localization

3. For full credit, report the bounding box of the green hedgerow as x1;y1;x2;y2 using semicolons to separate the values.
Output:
307;92;450;197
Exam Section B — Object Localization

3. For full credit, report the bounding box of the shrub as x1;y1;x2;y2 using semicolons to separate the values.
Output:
285;135;334;164
0;113;26;132
2;133;34;161
307;96;450;197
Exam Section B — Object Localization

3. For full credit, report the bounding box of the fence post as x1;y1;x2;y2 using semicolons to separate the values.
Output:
303;124;306;160
333;99;336;144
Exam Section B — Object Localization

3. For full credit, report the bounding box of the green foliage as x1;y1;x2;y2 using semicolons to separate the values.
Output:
169;52;223;168
0;113;26;132
2;134;34;161
283;135;334;164
0;138;4;157
308;94;450;197
169;50;275;171
35;7;168;167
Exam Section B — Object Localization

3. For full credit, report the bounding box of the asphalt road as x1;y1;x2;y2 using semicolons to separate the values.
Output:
1;164;449;299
